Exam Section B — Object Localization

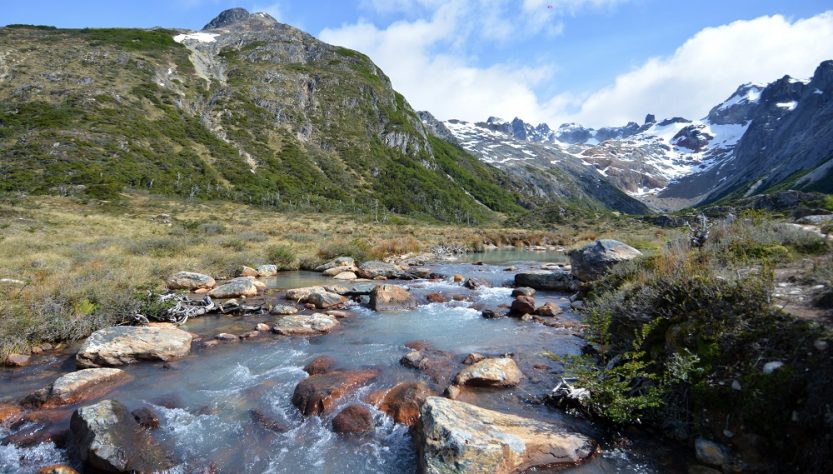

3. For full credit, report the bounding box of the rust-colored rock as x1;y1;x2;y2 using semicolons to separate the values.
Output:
5;353;31;367
304;356;336;375
0;403;24;425
373;381;435;427
463;353;486;365
510;295;536;315
37;465;79;474
332;404;374;434
425;293;447;303
535;302;562;317
292;369;378;416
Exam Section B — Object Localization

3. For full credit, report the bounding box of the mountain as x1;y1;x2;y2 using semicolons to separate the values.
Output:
0;9;530;222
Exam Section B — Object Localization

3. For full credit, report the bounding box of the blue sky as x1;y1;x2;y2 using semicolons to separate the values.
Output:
4;1;833;126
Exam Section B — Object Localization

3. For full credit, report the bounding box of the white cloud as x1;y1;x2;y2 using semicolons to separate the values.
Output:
564;12;833;127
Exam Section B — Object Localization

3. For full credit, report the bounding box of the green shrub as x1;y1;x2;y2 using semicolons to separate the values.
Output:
265;244;299;270
317;239;371;262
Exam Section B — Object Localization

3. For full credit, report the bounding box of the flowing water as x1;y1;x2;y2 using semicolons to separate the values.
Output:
0;251;685;473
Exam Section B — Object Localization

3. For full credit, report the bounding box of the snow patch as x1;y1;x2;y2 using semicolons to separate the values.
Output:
173;32;219;44
776;101;798;111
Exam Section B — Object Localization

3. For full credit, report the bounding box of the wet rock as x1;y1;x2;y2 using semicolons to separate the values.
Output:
357;261;403;279
315;257;355;272
292;369;379;416
400;350;455;384
270;304;299;315
285;286;325;301
481;309;504;319
338;283;377;296
34;368;131;407
688;465;722;474
463;353;486;365
238;266;258;277
304;355;336;375
463;277;489;290
515;271;579;291
306;290;347;309
3;424;68;448
272;313;339;336
568;239;642;282
373;381;435;427
445;385;461;400
131;407;160;429
256;264;278;277
249;409;290;433
325;310;352;318
215;333;240;342
202;340;220;349
425;293;448;303
535;302;562;317
240;330;260;340
405;340;431;351
36;465;79;474
209;277;260;298
76;325;193;368
69;399;174;473
332;404;374;434
695;437;729;467
333;271;358;281
323;265;357;276
0;403;24;425
166;271;216;290
370;284;417;311
419;397;596;473
511;287;536;297
452;274;464;282
256;323;271;332
450;294;468;302
454;357;522;387
510;295;536;316
4;353;31;367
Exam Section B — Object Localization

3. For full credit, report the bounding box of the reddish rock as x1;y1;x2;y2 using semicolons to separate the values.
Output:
510;295;536;315
463;353;486;365
132;407;160;429
425;293;447;303
292;369;379;416
373;381;435;427
400;350;455;384
37;465;79;474
450;294;469;302
5;353;31;367
240;331;260;340
370;284;417;311
332;404;373;434
0;403;24;425
256;323;271;332
304;356;336;375
452;274;465;282
535;302;562;317
249;409;290;433
404;340;431;351
4;424;68;448
239;266;258;277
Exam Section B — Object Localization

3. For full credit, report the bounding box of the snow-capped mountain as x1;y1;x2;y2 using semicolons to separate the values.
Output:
423;59;833;210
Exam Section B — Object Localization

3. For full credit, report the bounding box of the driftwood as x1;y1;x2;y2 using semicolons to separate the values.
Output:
686;214;710;249
135;293;216;326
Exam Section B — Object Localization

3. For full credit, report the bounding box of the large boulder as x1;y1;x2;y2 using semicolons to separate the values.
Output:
568;239;642;282
454;357;522;387
315;257;355;272
271;314;339;336
357;261;403;279
510;295;536;316
419;397;596;473
370;284;417;311
306;290;347;309
323;265;357;277
332;404;374;434
514;271;579;291
371;381;435;427
292;369;378;416
209;277;261;298
166;271;215;291
76;326;193;368
69;399;174;473
256;264;278;277
31;368;132;407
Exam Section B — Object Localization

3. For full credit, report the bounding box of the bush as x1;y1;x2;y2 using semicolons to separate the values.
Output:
317;239;371;262
265;244;299;270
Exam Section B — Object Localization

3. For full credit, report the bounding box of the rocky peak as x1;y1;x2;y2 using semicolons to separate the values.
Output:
656;117;692;127
418;111;459;145
202;8;278;30
809;60;833;91
706;83;763;125
644;114;656;125
760;75;806;108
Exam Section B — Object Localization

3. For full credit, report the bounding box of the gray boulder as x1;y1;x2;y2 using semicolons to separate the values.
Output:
166;271;215;290
256;264;278;277
76;325;193;368
315;257;355;272
454;357;522;387
209;277;261;298
514;270;579;291
357;261;403;279
271;313;339;336
306;290;347;309
568;239;642;282
370;284;417;311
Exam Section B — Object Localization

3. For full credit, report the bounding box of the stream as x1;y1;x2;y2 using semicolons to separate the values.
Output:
0;251;684;473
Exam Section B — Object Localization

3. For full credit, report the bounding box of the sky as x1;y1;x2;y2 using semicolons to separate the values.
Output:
4;0;833;127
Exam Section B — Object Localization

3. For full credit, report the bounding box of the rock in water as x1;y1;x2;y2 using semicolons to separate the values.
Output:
510;295;536;316
271;313;339;336
314;257;355;272
306;290;347;309
357;261;403;279
370;284;417;311
419;397;596;473
292;369;378;416
568;239;642;282
304;355;336;375
256;264;278;277
332;404;374;434
76;326;193;368
535;302;561;317
454;357;522;387
209;277;260;298
373;381;435;427
39;368;131;407
166;271;216;290
69;399;174;473
514;271;579;291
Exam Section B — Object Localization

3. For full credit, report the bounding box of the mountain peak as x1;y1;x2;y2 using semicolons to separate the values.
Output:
202;8;277;30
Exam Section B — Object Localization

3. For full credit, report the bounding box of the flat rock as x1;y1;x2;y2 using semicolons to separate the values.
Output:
455;357;522;387
0;403;24;425
514;271;579;291
44;368;132;407
323;265;357;276
4;353;31;367
291;369;378;416
76;326;193;368
209;277;260;298
271;313;339;336
357;261;403;279
270;304;299;315
306;290;347;309
511;287;536;297
315;257;355;272
166;271;215;290
568;239;642;282
333;271;358;281
370;284;417;311
69;399;174;473
285;286;325;301
419;397;596;474
535;302;562;317
332;404;374;434
337;283;377;296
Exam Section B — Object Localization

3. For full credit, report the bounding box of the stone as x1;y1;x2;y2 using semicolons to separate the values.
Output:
694;437;729;467
0;403;24;425
304;355;336;375
452;274;465;282
76;326;193;368
419;397;596;473
510;295;536;316
239;266;258;277
535;302;562;317
463;353;486;365
249;409;290;433
425;293;448;303
323;265;357;276
445;385;461;400
370;284;417;311
292;369;378;416
256;264;278;277
481;309;503;319
166;271;216;290
455;357;522;387
338;283;377;296
325;310;352;319
215;333;240;342
37;465;79;474
285;286;325;301
568;239;642;282
209;277;260;298
688;465;722;474
511;287;536;297
240;330;260;340
332;404;374;434
41;368;131;407
256;323;271;332
131;407;160;429
463;277;489;290
270;304;299;315
306;290;347;309
69;399;174;473
763;361;784;374
357;261;403;279
271;313;339;336
315;257;355;272
400;350;455;384
514;271;579;291
4;353;31;367
373;381;435;427
333;271;357;281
